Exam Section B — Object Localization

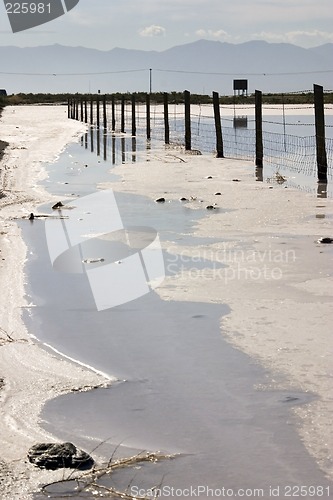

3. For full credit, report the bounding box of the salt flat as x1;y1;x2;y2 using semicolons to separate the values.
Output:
0;104;332;498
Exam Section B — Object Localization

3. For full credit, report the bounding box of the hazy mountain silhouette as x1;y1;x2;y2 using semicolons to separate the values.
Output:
0;39;332;94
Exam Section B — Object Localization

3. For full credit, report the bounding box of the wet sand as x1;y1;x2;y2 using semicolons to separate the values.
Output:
0;105;332;498
107;150;333;480
0;106;110;499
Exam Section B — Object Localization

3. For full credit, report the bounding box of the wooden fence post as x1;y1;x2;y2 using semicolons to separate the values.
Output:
80;99;83;122
184;90;191;151
121;96;125;133
90;96;93;125
111;96;116;132
75;100;79;121
67;99;70;119
146;93;151;140
164;92;170;145
132;94;136;136
255;90;263;167
314;84;328;183
96;95;100;128
103;95;107;130
213;91;224;158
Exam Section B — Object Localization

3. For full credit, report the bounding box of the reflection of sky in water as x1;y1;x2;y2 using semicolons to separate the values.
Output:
76;112;332;198
25;117;333;497
104;106;333;198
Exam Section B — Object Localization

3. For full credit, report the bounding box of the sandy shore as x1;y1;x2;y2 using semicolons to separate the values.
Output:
106;145;333;479
0;106;111;499
0;104;332;498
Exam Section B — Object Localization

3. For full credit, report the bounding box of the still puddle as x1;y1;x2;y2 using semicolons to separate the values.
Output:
20;128;333;498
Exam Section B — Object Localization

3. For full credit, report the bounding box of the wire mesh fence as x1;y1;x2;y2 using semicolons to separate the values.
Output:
70;96;333;182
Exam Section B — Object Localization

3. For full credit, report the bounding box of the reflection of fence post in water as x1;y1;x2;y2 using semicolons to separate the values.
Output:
255;167;263;182
103;95;107;130
97;128;100;157
121;97;125;134
111;96;116;132
313;84;328;183
90;126;94;153
84;100;87;124
121;137;126;163
213;91;224;158
184;90;191;151
90;97;93;125
255;90;263;167
132;94;136;137
146;93;151;140
84;132;88;150
132;137;136;163
103;132;107;162
112;135;116;165
164;92;170;145
317;182;327;199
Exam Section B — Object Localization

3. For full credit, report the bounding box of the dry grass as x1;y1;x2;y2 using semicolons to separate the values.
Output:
41;448;178;498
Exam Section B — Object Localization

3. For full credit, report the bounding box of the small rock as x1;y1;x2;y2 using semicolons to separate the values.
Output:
28;442;94;470
317;237;333;244
205;176;213;179
179;197;188;201
52;201;64;210
155;197;166;203
232;179;240;182
28;213;34;220
214;192;221;196
206;205;217;210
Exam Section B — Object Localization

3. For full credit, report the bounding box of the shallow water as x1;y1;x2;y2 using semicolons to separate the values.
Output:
22;129;333;499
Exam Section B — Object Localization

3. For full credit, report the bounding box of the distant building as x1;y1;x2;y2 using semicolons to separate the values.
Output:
233;80;248;97
0;89;7;96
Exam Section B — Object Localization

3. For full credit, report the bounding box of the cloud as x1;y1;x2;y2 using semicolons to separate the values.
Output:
139;25;166;37
195;29;231;40
253;30;333;46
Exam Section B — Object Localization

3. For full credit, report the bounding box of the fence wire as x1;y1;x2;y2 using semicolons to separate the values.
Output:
82;101;333;180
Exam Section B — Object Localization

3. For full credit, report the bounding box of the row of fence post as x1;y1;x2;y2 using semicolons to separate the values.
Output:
68;85;328;183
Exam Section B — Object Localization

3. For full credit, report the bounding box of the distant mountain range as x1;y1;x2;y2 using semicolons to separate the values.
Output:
0;39;332;95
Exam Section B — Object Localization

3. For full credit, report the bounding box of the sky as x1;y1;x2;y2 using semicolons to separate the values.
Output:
0;0;333;51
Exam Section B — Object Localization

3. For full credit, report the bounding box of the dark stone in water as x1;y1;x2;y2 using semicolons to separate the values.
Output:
28;442;94;470
317;237;333;244
28;213;34;220
214;192;221;196
232;179;240;182
282;396;300;403
206;205;217;210
52;201;64;210
155;197;166;203
179;197;188;201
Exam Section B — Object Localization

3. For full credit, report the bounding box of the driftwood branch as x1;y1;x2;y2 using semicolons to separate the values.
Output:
41;449;178;498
